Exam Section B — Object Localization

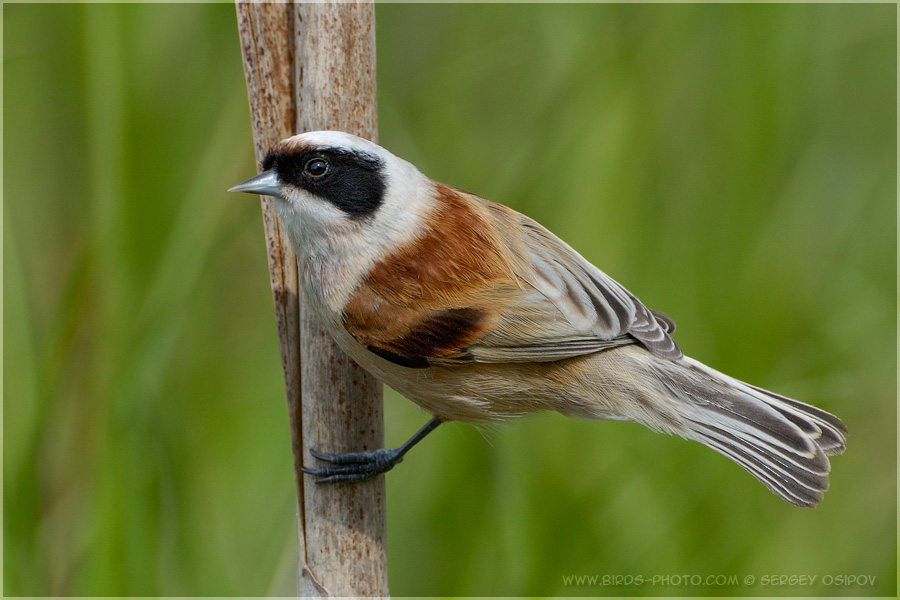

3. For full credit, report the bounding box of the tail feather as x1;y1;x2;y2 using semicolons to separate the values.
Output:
692;422;827;506
623;353;847;507
744;383;848;455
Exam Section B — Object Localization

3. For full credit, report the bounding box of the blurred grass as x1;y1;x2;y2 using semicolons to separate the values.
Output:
3;3;896;596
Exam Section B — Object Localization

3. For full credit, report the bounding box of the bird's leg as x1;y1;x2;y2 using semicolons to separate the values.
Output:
302;416;445;484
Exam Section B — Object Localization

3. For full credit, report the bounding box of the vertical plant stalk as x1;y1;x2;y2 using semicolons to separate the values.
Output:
234;1;387;596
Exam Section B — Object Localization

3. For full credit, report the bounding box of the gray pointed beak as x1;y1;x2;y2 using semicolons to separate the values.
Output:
228;169;283;197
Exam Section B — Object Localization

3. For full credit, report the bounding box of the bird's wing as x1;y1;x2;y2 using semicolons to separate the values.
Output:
481;199;682;360
342;183;680;368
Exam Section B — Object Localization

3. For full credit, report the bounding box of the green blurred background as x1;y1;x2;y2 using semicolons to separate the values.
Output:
4;3;896;596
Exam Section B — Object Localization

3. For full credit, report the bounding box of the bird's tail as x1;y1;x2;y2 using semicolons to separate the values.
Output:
602;350;848;507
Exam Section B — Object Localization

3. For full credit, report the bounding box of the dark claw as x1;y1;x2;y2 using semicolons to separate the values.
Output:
308;447;397;465
302;417;445;485
303;448;403;484
316;471;385;484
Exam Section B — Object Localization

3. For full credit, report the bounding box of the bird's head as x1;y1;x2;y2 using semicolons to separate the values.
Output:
230;131;436;259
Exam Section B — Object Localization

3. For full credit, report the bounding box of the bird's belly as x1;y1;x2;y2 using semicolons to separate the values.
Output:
321;317;614;422
315;322;528;423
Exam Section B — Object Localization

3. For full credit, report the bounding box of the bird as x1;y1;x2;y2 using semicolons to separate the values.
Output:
229;130;847;507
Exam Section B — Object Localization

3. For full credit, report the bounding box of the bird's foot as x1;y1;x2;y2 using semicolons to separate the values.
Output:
302;447;404;484
302;416;445;484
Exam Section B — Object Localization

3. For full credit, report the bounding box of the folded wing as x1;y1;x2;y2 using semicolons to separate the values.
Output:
479;196;682;360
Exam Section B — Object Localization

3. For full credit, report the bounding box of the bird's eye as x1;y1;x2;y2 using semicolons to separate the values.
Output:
305;158;329;177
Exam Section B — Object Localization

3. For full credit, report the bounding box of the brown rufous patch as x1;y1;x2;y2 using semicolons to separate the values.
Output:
343;183;518;364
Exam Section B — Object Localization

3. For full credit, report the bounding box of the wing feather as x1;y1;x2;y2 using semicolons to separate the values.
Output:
481;197;682;360
469;289;637;363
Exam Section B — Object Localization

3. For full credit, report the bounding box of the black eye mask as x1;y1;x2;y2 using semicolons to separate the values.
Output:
263;146;386;218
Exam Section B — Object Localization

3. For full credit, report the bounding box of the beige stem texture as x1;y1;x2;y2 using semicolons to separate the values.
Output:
234;2;387;596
